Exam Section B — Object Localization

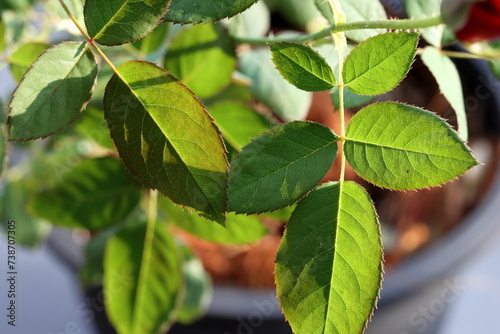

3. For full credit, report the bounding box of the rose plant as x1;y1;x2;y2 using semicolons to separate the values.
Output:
0;0;499;333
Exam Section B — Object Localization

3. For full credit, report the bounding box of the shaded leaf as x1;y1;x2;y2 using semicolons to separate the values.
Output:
84;0;170;46
276;181;382;334
227;0;270;38
238;48;312;121
104;61;228;224
9;42;49;82
75;106;115;150
330;86;373;109
104;220;182;334
160;197;268;245
165;23;236;99
344;102;478;190
343;32;419;96
404;0;445;47
315;0;334;25
229;121;338;214
489;58;500;81
8;42;98;141
176;244;212;324
131;23;169;55
209;101;274;153
164;0;258;24
270;42;336;92
30;157;141;229
421;46;467;140
80;231;114;287
339;0;387;42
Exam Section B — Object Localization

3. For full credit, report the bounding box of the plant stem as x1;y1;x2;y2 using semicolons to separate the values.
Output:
57;0;91;40
233;15;443;45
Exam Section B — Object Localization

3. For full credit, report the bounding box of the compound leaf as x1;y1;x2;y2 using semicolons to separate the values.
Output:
421;46;467;140
229;121;338;214
9;42;49;82
164;0;258;24
84;0;171;46
8;42;98;141
104;60;228;224
105;220;182;334
30;157;141;230
165;23;236;99
276;181;382;334
345;102;478;190
270;42;336;92
343;32;419;96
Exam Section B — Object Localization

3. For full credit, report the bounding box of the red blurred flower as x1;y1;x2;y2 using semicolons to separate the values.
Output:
455;0;500;42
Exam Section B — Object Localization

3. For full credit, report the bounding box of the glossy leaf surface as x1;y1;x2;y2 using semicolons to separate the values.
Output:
30;157;141;229
345;102;478;190
229;121;338;214
164;0;258;24
165;23;236;99
270;42;336;92
8;42;98;140
105;220;182;334
276;181;382;334
84;0;170;46
104;61;228;224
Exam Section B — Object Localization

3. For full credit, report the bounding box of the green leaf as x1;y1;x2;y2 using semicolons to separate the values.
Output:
238;48;312;121
315;0;335;25
229;121;338;214
489;58;500;81
209;101;274;153
404;0;445;47
30;157;141;230
164;23;236;99
343;32;419;96
8;42;98;141
270;42;336;92
330;86;373;109
131;23;169;55
8;42;49;82
160;197;268;244
104;220;182;334
0;178;51;247
0;18;5;52
164;0;258;24
84;0;170;46
80;231;113;287
0;123;6;179
176;244;212;324
344;102;478;190
0;0;35;11
276;181;382;334
227;0;270;39
75;106;115;150
421;46;467;140
104;61;228;224
339;0;387;42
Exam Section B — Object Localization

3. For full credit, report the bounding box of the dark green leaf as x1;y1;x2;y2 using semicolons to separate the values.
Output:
421;46;467;140
343;32;419;96
75;106;115;150
276;181;382;334
229;121;338;214
160;197;268;244
104;61;228;224
30;157;141;229
9;42;49;82
104;220;182;334
209;101;274;153
8;42;98;141
84;0;170;46
165;23;236;99
345;102;478;190
0;0;35;11
164;0;258;24
176;244;212;324
270;42;336;92
238;48;312;121
80;231;113;287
